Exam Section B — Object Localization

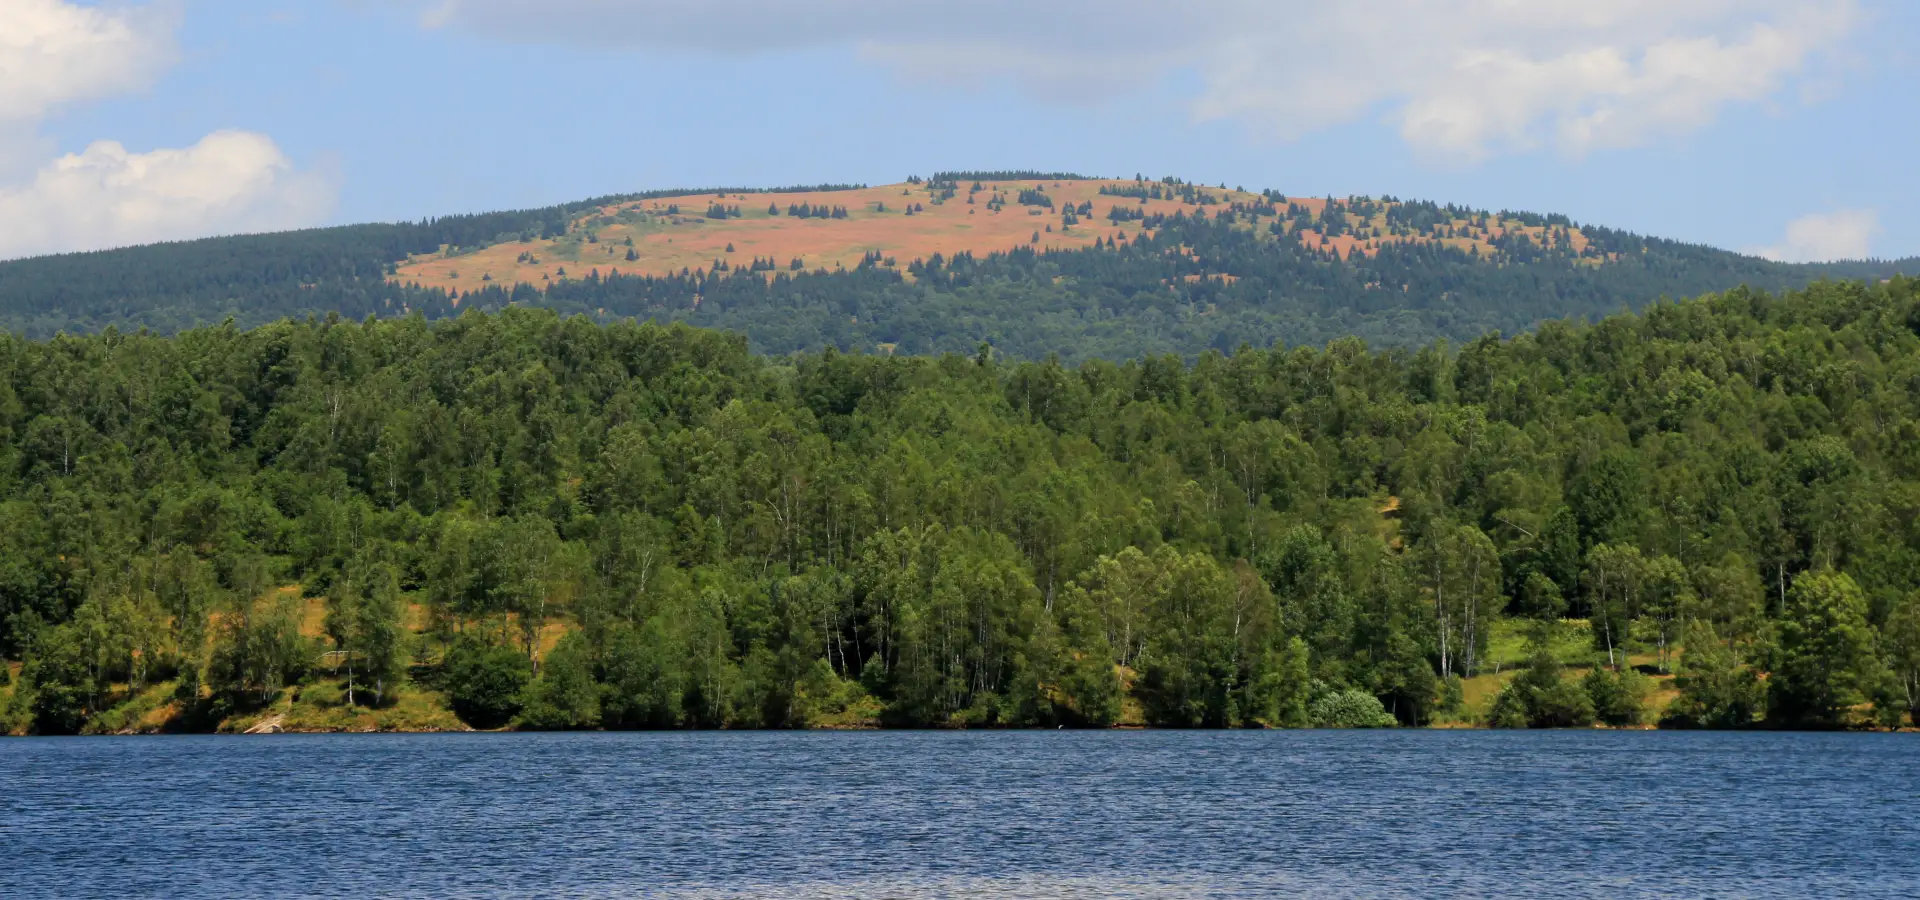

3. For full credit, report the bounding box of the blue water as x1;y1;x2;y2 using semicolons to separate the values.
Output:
2;731;1916;898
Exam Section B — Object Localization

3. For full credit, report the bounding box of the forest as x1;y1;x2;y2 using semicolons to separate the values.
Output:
3;276;1917;733
499;213;1912;363
0;182;865;339
1;178;1911;362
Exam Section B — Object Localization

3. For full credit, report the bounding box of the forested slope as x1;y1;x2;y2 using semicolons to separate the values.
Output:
0;182;862;339
1;174;1910;360
3;277;1918;733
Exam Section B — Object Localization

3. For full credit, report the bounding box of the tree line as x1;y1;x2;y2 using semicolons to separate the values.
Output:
3;276;1919;732
0;178;1907;353
441;214;1912;364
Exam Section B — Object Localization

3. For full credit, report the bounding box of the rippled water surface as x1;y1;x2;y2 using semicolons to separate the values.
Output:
3;730;1917;898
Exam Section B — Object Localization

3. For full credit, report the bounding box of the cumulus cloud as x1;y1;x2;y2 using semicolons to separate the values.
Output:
0;1;336;259
414;0;1859;159
0;131;339;260
0;0;178;124
1753;209;1878;263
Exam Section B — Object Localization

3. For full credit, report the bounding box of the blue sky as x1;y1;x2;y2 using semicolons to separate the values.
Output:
4;0;1915;261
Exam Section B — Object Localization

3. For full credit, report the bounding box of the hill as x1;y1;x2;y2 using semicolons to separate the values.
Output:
392;176;1609;294
0;172;1912;360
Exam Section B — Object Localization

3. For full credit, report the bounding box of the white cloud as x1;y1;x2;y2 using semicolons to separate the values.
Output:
1753;209;1879;263
412;0;1859;159
0;131;339;260
0;1;336;258
0;0;178;124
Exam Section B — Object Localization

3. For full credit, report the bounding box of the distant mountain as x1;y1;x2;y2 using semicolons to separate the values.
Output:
0;172;1909;359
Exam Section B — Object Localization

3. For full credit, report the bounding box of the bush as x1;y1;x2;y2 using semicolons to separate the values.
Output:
517;633;601;730
443;638;532;729
1660;626;1764;729
1309;688;1396;728
22;625;96;735
1584;666;1650;726
1487;644;1594;728
598;619;686;729
1437;675;1465;718
1486;684;1531;729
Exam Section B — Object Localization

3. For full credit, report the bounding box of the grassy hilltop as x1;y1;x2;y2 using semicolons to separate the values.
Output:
3;171;1911;360
393;177;1616;295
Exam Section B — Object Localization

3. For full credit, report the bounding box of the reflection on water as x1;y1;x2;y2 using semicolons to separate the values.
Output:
4;730;1916;899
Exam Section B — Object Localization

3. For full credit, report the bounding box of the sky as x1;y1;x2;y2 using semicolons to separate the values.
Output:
1;0;1915;262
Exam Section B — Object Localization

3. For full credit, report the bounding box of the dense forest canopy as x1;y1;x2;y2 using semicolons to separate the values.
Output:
1;176;1910;361
3;277;1918;733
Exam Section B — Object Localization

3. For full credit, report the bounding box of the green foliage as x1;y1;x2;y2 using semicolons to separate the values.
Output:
1253;637;1312;728
1411;522;1499;678
1582;543;1644;669
597;619;686;729
2;184;1909;360
1883;593;1920;726
517;632;601;730
207;583;314;709
0;274;1917;732
1569;453;1644;548
1488;632;1595;729
1518;571;1566;621
1133;549;1256;727
1661;623;1766;729
325;557;408;707
21;624;96;734
1582;666;1650;727
442;638;532;729
1308;687;1397;728
1009;594;1122;728
1436;675;1466;718
1768;571;1882;728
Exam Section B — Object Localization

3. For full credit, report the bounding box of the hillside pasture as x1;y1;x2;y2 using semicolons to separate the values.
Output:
394;178;1602;295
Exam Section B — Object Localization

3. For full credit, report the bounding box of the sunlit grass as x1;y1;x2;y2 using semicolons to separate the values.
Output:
221;676;468;734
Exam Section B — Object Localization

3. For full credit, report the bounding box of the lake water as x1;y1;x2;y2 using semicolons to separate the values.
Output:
2;730;1916;898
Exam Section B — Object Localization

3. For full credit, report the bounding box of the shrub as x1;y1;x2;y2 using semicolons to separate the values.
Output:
1584;666;1650;726
1309;688;1396;728
1660;625;1764;729
443;638;532;729
1487;644;1594;728
517;633;600;730
21;625;95;735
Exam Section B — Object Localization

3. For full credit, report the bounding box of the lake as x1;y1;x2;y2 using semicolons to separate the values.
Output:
3;730;1915;898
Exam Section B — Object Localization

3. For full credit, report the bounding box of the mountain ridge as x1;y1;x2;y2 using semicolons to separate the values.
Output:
0;173;1911;359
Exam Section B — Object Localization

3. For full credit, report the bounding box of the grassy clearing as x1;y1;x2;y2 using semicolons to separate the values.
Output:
84;681;185;735
219;676;468;734
806;686;885;729
1116;665;1148;727
1445;619;1683;726
1450;667;1679;727
1483;617;1596;670
396;180;1275;295
394;178;1607;302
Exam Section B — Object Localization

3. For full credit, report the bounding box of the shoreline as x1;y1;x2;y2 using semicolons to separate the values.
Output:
13;722;1912;737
